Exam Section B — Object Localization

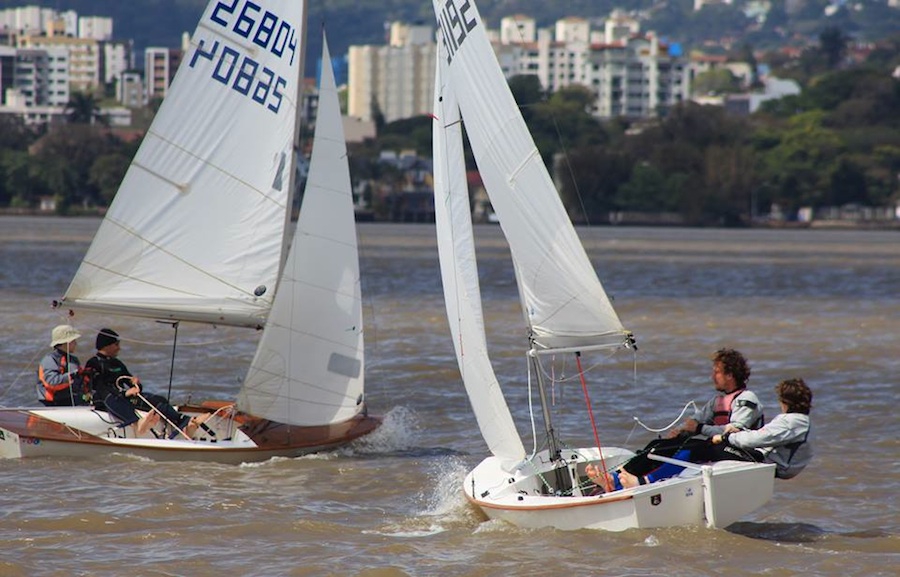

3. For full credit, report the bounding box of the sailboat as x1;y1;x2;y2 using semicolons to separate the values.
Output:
430;0;775;530
0;1;380;463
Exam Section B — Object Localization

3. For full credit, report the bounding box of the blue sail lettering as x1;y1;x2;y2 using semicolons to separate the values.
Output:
212;45;240;85
438;0;479;64
210;0;239;27
208;0;296;64
253;11;278;49
190;39;220;67
233;1;261;38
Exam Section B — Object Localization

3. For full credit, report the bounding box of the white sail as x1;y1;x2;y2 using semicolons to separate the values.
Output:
62;1;304;328
432;1;629;352
237;34;364;427
432;52;525;463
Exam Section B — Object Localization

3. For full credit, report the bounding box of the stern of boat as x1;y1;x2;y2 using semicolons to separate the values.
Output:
701;460;776;528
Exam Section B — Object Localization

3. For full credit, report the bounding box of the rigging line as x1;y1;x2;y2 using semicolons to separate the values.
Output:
576;352;612;492
535;349;618;384
632;400;700;434
526;354;539;460
72;325;246;348
552;114;591;226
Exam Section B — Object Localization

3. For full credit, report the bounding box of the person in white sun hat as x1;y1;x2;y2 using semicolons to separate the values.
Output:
36;324;91;406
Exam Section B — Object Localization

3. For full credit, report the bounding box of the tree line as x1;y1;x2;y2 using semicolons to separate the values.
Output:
2;29;899;225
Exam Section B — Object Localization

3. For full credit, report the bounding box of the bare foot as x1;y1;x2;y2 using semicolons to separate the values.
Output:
136;411;160;436
617;469;643;489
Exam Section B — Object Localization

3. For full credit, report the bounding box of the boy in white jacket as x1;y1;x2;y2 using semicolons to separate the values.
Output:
712;377;812;479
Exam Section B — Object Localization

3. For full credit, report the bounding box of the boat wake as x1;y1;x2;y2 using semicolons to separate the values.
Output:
340;406;420;456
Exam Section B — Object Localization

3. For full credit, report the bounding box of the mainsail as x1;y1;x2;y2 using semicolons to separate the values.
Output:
432;0;629;353
432;52;525;463
237;34;365;427
62;1;304;328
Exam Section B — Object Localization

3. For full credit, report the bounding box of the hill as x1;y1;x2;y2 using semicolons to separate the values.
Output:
1;1;899;72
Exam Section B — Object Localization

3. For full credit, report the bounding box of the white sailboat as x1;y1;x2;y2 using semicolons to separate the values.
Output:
431;0;775;530
0;1;379;463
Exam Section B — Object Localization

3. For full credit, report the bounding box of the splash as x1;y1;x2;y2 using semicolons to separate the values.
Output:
343;405;421;455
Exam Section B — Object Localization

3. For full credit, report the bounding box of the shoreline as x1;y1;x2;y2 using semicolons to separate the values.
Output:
1;210;897;230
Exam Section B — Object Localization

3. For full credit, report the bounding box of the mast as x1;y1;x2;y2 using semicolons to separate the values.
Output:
531;352;560;461
280;0;309;270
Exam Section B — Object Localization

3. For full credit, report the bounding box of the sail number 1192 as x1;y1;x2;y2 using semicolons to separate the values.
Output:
436;0;478;64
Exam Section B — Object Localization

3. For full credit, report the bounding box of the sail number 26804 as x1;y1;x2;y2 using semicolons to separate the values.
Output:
188;0;299;114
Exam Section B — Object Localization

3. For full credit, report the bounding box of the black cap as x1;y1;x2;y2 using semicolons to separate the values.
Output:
96;328;120;350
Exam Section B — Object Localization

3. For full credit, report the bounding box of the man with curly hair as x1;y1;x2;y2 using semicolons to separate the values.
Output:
668;348;764;439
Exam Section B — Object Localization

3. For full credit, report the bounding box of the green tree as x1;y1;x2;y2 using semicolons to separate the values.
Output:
90;153;132;204
1;151;47;207
758;111;845;211
616;162;669;212
66;92;105;125
32;126;122;207
819;26;848;69
692;69;742;95
559;146;633;222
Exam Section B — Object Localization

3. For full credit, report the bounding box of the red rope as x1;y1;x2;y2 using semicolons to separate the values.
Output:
576;353;611;492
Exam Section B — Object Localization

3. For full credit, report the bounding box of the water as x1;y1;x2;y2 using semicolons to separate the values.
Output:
0;216;898;576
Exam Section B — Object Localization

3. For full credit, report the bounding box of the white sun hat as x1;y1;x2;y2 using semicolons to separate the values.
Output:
50;324;81;347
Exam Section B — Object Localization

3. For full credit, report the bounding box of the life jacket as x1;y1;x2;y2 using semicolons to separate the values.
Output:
712;389;745;426
784;427;810;463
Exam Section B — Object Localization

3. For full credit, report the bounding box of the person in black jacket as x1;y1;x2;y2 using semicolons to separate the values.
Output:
85;328;194;438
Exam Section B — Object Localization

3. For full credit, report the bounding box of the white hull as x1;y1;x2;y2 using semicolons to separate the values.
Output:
0;405;380;464
464;448;775;531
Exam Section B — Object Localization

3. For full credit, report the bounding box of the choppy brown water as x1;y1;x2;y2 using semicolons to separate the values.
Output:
0;216;898;576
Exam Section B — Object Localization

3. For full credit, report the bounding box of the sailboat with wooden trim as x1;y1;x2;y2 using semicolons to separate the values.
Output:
0;1;379;463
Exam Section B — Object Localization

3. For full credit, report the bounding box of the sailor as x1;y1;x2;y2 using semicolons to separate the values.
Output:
668;348;764;439
85;328;195;438
594;377;813;489
37;324;90;406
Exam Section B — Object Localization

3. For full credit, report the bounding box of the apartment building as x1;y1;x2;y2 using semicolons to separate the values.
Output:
117;70;143;109
591;34;689;118
144;46;183;102
18;34;101;93
347;22;437;123
495;14;689;119
349;15;688;122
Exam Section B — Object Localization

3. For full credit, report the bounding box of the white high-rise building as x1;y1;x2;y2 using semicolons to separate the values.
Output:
18;35;101;93
500;15;536;44
347;16;689;124
590;34;689;118
144;46;182;102
0;6;53;36
347;22;436;123
102;41;132;85
497;15;689;119
79;16;113;41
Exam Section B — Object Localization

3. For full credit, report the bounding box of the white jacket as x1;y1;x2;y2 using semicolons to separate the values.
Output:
728;412;812;479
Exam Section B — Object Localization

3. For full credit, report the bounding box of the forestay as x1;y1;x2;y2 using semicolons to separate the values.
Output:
432;53;525;464
433;0;629;353
237;34;365;427
62;0;303;328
